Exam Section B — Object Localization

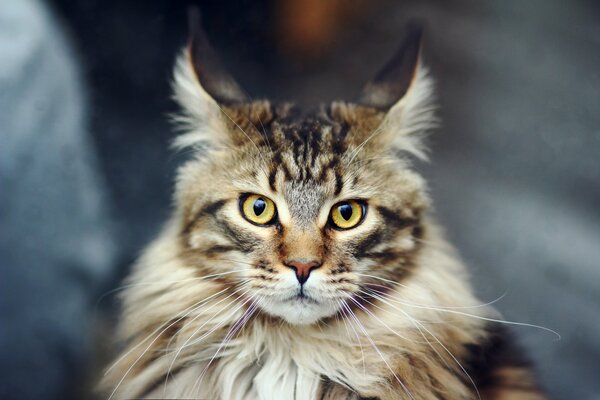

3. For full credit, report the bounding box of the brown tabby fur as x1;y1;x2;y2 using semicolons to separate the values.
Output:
100;19;545;400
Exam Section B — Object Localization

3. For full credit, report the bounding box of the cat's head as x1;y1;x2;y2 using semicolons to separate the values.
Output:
171;17;436;325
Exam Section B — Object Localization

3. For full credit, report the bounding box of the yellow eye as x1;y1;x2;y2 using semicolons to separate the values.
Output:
330;200;365;230
241;194;277;225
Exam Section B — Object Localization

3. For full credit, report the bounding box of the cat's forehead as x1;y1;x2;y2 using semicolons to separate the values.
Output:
216;101;390;222
270;104;339;128
267;105;385;222
269;107;343;151
224;101;385;152
266;107;343;222
227;100;380;127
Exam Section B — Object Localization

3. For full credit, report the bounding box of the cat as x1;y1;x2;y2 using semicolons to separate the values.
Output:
100;12;546;400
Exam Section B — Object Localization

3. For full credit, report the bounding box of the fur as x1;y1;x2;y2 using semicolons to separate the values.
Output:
100;34;545;400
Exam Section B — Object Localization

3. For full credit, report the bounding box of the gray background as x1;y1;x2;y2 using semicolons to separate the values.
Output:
2;0;598;398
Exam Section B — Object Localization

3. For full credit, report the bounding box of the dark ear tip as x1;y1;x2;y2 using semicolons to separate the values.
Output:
390;20;425;62
359;21;427;109
405;21;425;55
405;20;425;40
187;6;201;31
184;5;248;105
187;6;204;47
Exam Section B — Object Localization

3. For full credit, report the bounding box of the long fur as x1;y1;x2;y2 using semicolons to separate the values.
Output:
100;48;545;400
171;51;229;150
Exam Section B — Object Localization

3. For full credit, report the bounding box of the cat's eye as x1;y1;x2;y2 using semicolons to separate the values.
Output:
329;200;366;230
240;194;277;226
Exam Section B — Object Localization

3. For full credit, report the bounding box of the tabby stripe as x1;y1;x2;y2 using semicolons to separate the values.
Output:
307;129;321;168
182;199;227;235
218;218;257;254
268;166;278;192
362;250;401;262
204;244;238;255
354;228;386;259
334;167;344;195
376;206;418;230
316;158;336;183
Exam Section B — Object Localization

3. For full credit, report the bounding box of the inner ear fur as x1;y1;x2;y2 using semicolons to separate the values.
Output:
172;8;257;149
355;22;437;160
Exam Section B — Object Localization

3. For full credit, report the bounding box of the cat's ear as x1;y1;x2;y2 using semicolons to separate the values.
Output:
360;23;436;160
172;8;247;149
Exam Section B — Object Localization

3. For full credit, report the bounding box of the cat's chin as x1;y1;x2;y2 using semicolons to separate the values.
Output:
256;295;340;325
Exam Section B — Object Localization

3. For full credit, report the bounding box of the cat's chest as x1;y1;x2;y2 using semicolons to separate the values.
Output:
214;333;366;400
216;339;323;400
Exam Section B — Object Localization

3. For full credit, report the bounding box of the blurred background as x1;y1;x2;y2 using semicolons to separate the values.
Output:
1;0;599;398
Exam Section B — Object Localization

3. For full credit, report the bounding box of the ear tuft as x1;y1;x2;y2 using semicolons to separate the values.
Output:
171;51;229;150
381;65;437;161
171;7;248;150
361;23;437;160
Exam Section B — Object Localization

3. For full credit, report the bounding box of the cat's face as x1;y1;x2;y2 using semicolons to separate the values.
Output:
172;22;434;324
176;102;428;325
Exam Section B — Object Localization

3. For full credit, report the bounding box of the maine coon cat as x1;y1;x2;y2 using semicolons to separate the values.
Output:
101;13;547;400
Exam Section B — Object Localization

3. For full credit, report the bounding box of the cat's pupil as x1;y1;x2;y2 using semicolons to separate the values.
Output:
339;203;353;220
253;198;266;216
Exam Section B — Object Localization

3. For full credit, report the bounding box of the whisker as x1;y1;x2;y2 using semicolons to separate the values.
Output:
160;281;251;354
337;301;354;340
97;269;253;304
347;296;423;344
215;104;267;163
162;284;253;393
238;88;273;153
354;273;409;289
357;288;479;325
245;106;273;154
358;277;510;311
104;285;230;377
410;315;481;400
202;257;265;268
366;287;561;339
337;300;366;377
96;253;262;308
177;287;255;350
191;294;260;393
340;301;415;400
346;126;385;166
105;283;239;400
358;289;481;400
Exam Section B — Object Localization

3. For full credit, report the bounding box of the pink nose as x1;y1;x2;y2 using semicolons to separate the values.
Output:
285;260;322;285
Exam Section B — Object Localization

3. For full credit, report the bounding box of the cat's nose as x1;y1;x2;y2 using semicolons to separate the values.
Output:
284;259;322;285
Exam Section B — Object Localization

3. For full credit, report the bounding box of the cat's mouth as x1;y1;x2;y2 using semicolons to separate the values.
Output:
256;287;339;324
284;292;319;305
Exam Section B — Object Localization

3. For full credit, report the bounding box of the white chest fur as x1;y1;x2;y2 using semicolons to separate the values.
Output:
217;350;321;400
197;324;379;400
